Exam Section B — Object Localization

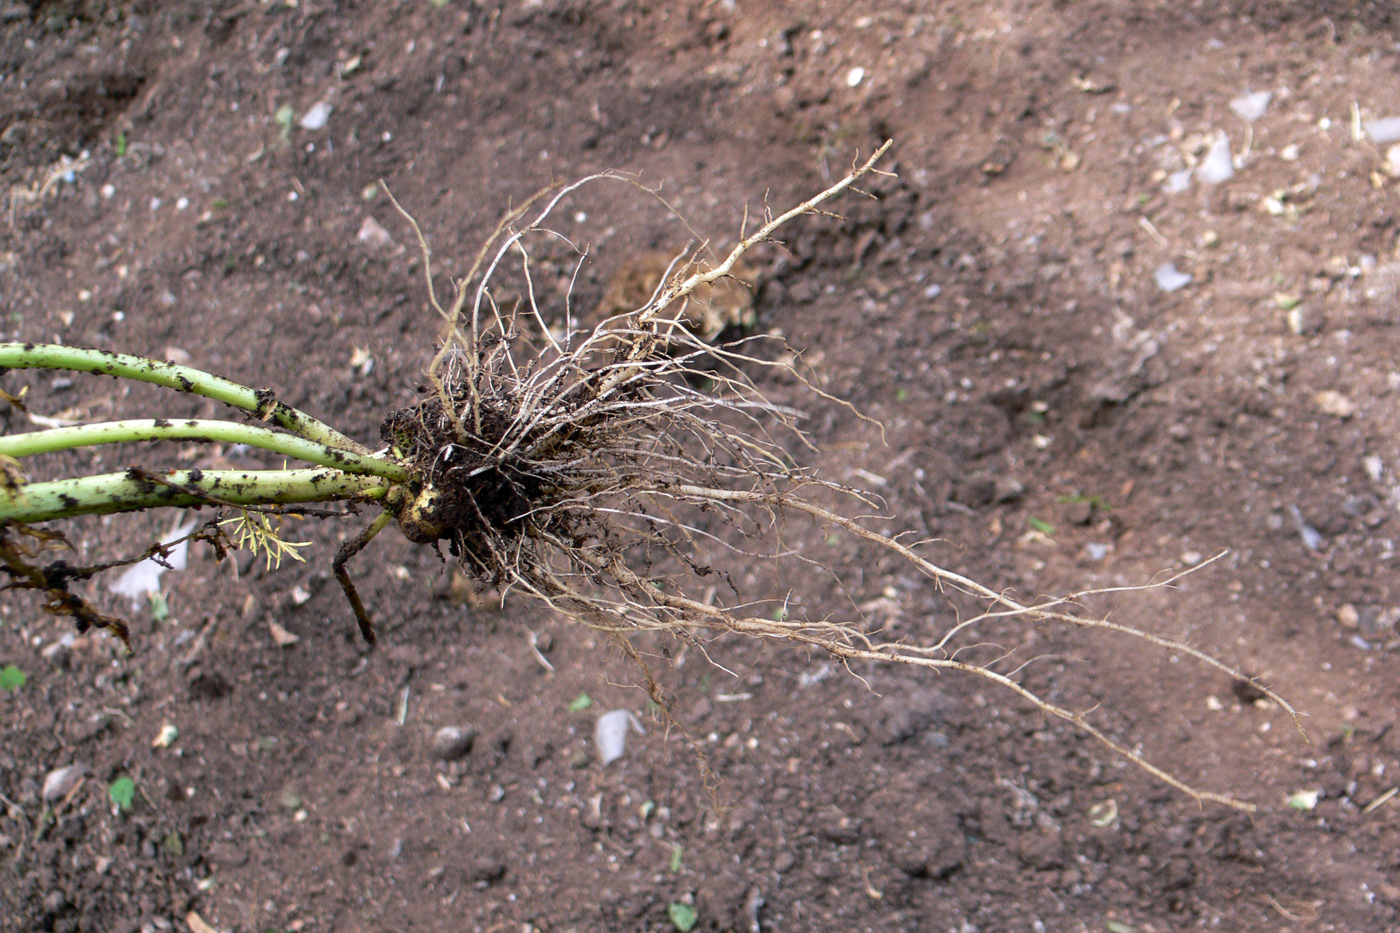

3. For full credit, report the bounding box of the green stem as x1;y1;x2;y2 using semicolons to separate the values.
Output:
0;419;409;482
0;468;392;523
0;343;369;454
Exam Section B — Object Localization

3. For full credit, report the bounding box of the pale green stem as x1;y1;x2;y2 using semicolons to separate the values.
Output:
0;419;409;482
0;343;369;454
0;468;392;523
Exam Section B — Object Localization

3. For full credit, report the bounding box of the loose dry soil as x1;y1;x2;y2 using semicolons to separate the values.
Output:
6;1;1400;931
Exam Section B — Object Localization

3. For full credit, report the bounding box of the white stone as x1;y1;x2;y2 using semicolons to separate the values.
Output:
1196;134;1235;184
1229;90;1272;122
595;709;645;765
1154;263;1192;293
299;101;332;130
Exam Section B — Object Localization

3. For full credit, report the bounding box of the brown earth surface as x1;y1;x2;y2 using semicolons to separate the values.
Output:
6;1;1400;931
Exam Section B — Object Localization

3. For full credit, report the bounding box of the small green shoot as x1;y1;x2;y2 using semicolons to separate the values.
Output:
772;606;789;622
568;692;593;712
0;664;26;692
668;843;684;873
667;903;698;933
108;775;136;812
1028;516;1055;536
274;104;295;141
894;386;909;402
149;591;170;623
211;197;230;211
1106;922;1136;933
115;132;127;157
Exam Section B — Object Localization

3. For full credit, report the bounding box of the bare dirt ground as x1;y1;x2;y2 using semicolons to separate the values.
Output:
5;1;1400;930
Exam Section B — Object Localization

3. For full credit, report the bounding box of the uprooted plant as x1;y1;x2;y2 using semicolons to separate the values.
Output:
0;142;1303;810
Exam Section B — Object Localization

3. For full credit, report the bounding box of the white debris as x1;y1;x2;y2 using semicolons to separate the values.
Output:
1197;134;1235;183
1229;90;1272;122
267;619;300;647
1289;504;1324;551
42;764;87;802
1364;117;1400;145
1385;143;1400;178
1287;788;1321;811
109;518;197;608
1314;389;1357;418
357;216;394;250
595;709;645;765
845;67;865;88
1154;263;1193;293
1162;168;1193;194
299;101;333;130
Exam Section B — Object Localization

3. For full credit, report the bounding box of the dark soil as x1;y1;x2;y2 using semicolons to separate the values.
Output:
6;2;1400;931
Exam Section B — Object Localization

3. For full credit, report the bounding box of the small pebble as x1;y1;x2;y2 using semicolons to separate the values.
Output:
1162;168;1193;194
1229;90;1272;122
992;476;1024;504
1364;116;1400;145
42;764;87;802
357;216;394;250
1196;134;1234;183
1385;143;1400;179
431;725;478;761
1314;390;1356;418
845;67;865;88
1287;305;1326;336
1154;263;1192;293
299;101;333;130
267;620;300;647
595;709;645;765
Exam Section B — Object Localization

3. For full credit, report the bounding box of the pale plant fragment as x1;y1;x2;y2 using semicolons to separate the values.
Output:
220;510;311;571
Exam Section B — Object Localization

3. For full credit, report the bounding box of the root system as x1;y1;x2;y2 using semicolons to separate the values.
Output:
374;143;1303;810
